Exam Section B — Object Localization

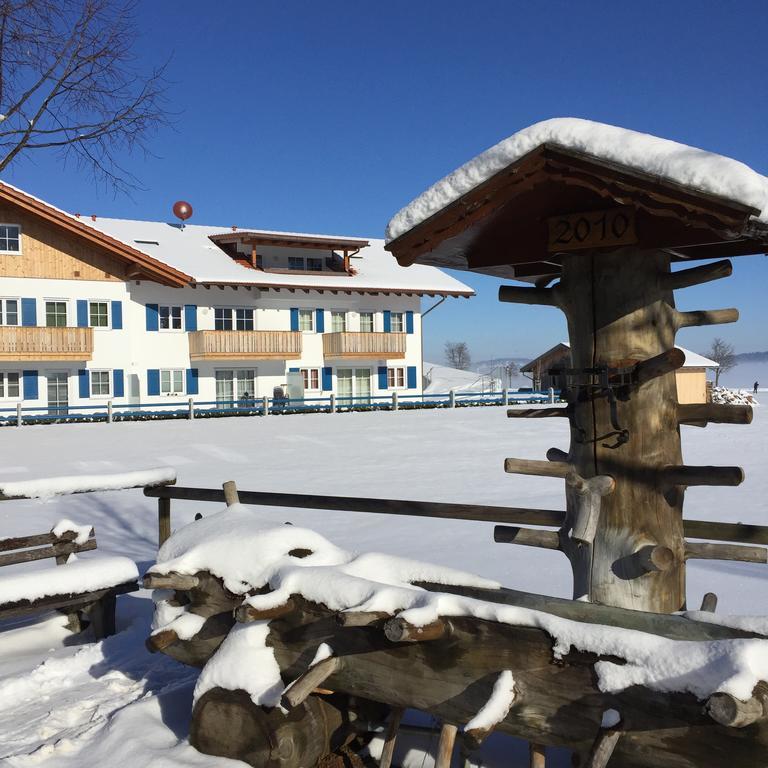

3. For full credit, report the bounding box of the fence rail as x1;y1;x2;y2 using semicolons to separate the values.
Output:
0;388;561;427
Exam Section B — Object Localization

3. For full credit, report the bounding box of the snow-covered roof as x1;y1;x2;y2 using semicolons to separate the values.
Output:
83;216;473;295
523;342;718;371
386;118;768;242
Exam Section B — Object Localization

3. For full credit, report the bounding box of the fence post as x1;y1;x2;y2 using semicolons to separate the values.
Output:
449;390;456;408
262;395;269;415
502;388;509;406
188;397;195;420
548;387;555;404
107;400;113;423
158;496;172;547
16;402;22;427
392;391;398;411
329;393;336;413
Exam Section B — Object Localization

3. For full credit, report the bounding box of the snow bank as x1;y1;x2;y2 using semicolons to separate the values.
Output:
386;117;768;241
0;556;138;605
0;467;176;501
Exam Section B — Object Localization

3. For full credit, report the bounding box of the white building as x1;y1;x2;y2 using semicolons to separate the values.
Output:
0;182;473;414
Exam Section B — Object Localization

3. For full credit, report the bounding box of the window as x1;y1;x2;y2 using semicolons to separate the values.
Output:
0;298;19;326
390;312;404;333
0;224;21;253
215;369;256;403
215;307;233;330
298;308;314;332
160;369;184;395
235;308;254;330
0;371;20;399
331;311;347;333
288;257;304;270
90;370;111;397
388;367;405;388
159;305;182;330
359;311;374;333
300;368;320;391
45;301;67;327
89;301;109;328
306;257;323;271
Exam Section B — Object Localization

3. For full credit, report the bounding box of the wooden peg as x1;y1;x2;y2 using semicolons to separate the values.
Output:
504;458;572;479
546;447;569;463
631;348;685;386
677;403;752;427
223;480;240;506
684;541;767;564
384;617;448;643
664;465;744;487
498;285;559;307
435;723;458;768
675;308;739;328
379;707;404;768
494;526;561;550
281;656;341;709
143;572;199;590
700;592;718;612
664;259;732;290
234;598;295;623
706;687;768;728
635;544;675;573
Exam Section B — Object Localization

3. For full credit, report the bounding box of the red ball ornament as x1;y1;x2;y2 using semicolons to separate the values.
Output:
173;200;193;221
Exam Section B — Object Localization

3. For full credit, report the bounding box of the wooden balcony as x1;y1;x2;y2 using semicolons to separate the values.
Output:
0;326;93;361
323;332;406;359
188;330;302;360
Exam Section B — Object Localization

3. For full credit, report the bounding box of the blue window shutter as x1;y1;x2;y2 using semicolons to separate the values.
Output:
322;367;332;391
383;310;391;333
111;301;123;329
290;307;299;331
76;300;88;327
407;365;417;389
378;366;388;389
146;304;159;331
184;304;197;332
147;369;160;396
22;370;38;399
113;369;124;397
406;310;414;334
186;368;199;395
315;308;324;333
288;367;300;373
21;298;36;327
78;369;90;399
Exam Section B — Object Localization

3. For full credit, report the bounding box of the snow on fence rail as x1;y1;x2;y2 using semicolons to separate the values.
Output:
0;388;561;427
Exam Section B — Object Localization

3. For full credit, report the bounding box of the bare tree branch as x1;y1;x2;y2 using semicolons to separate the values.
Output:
0;0;169;192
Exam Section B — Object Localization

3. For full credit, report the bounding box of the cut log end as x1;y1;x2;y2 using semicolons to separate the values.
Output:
636;544;675;573
146;628;179;653
383;617;448;643
235;598;296;623
706;691;767;728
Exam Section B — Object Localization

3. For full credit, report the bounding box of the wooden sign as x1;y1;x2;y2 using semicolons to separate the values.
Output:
547;207;637;252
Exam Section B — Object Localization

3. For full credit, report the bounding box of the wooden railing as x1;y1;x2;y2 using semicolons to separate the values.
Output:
188;330;302;360
0;326;93;360
323;332;406;359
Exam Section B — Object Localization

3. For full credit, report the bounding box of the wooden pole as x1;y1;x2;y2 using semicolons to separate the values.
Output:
379;707;404;768
529;742;546;767
223;480;240;506
158;497;171;547
435;723;458;768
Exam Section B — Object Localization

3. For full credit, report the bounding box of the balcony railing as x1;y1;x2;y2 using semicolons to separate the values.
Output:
323;332;406;359
0;326;93;361
188;330;302;360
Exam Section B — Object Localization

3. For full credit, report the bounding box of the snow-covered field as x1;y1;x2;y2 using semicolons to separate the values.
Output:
0;403;765;766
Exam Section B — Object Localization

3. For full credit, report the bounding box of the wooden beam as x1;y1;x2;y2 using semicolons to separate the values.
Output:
281;656;341;709
584;728;622;768
675;308;739;328
683;519;768;546
507;407;568;419
235;599;296;623
493;526;561;550
684;541;767;564
498;285;559;307
678;403;752;427
379;707;404;768
143;572;200;590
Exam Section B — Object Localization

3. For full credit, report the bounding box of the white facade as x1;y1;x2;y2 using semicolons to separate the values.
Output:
0;184;472;415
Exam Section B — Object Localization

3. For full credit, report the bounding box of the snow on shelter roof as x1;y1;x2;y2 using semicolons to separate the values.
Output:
385;117;768;243
82;216;473;295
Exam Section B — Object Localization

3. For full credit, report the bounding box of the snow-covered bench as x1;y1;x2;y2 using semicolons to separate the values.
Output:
0;522;139;639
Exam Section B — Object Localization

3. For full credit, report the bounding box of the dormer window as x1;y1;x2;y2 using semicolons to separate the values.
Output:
0;224;21;254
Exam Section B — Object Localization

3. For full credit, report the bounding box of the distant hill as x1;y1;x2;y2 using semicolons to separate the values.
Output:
734;351;768;363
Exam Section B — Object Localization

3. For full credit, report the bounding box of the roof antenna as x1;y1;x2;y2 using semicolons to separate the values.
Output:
173;200;193;229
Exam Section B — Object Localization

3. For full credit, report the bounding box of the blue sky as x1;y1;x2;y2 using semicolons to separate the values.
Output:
4;1;767;363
